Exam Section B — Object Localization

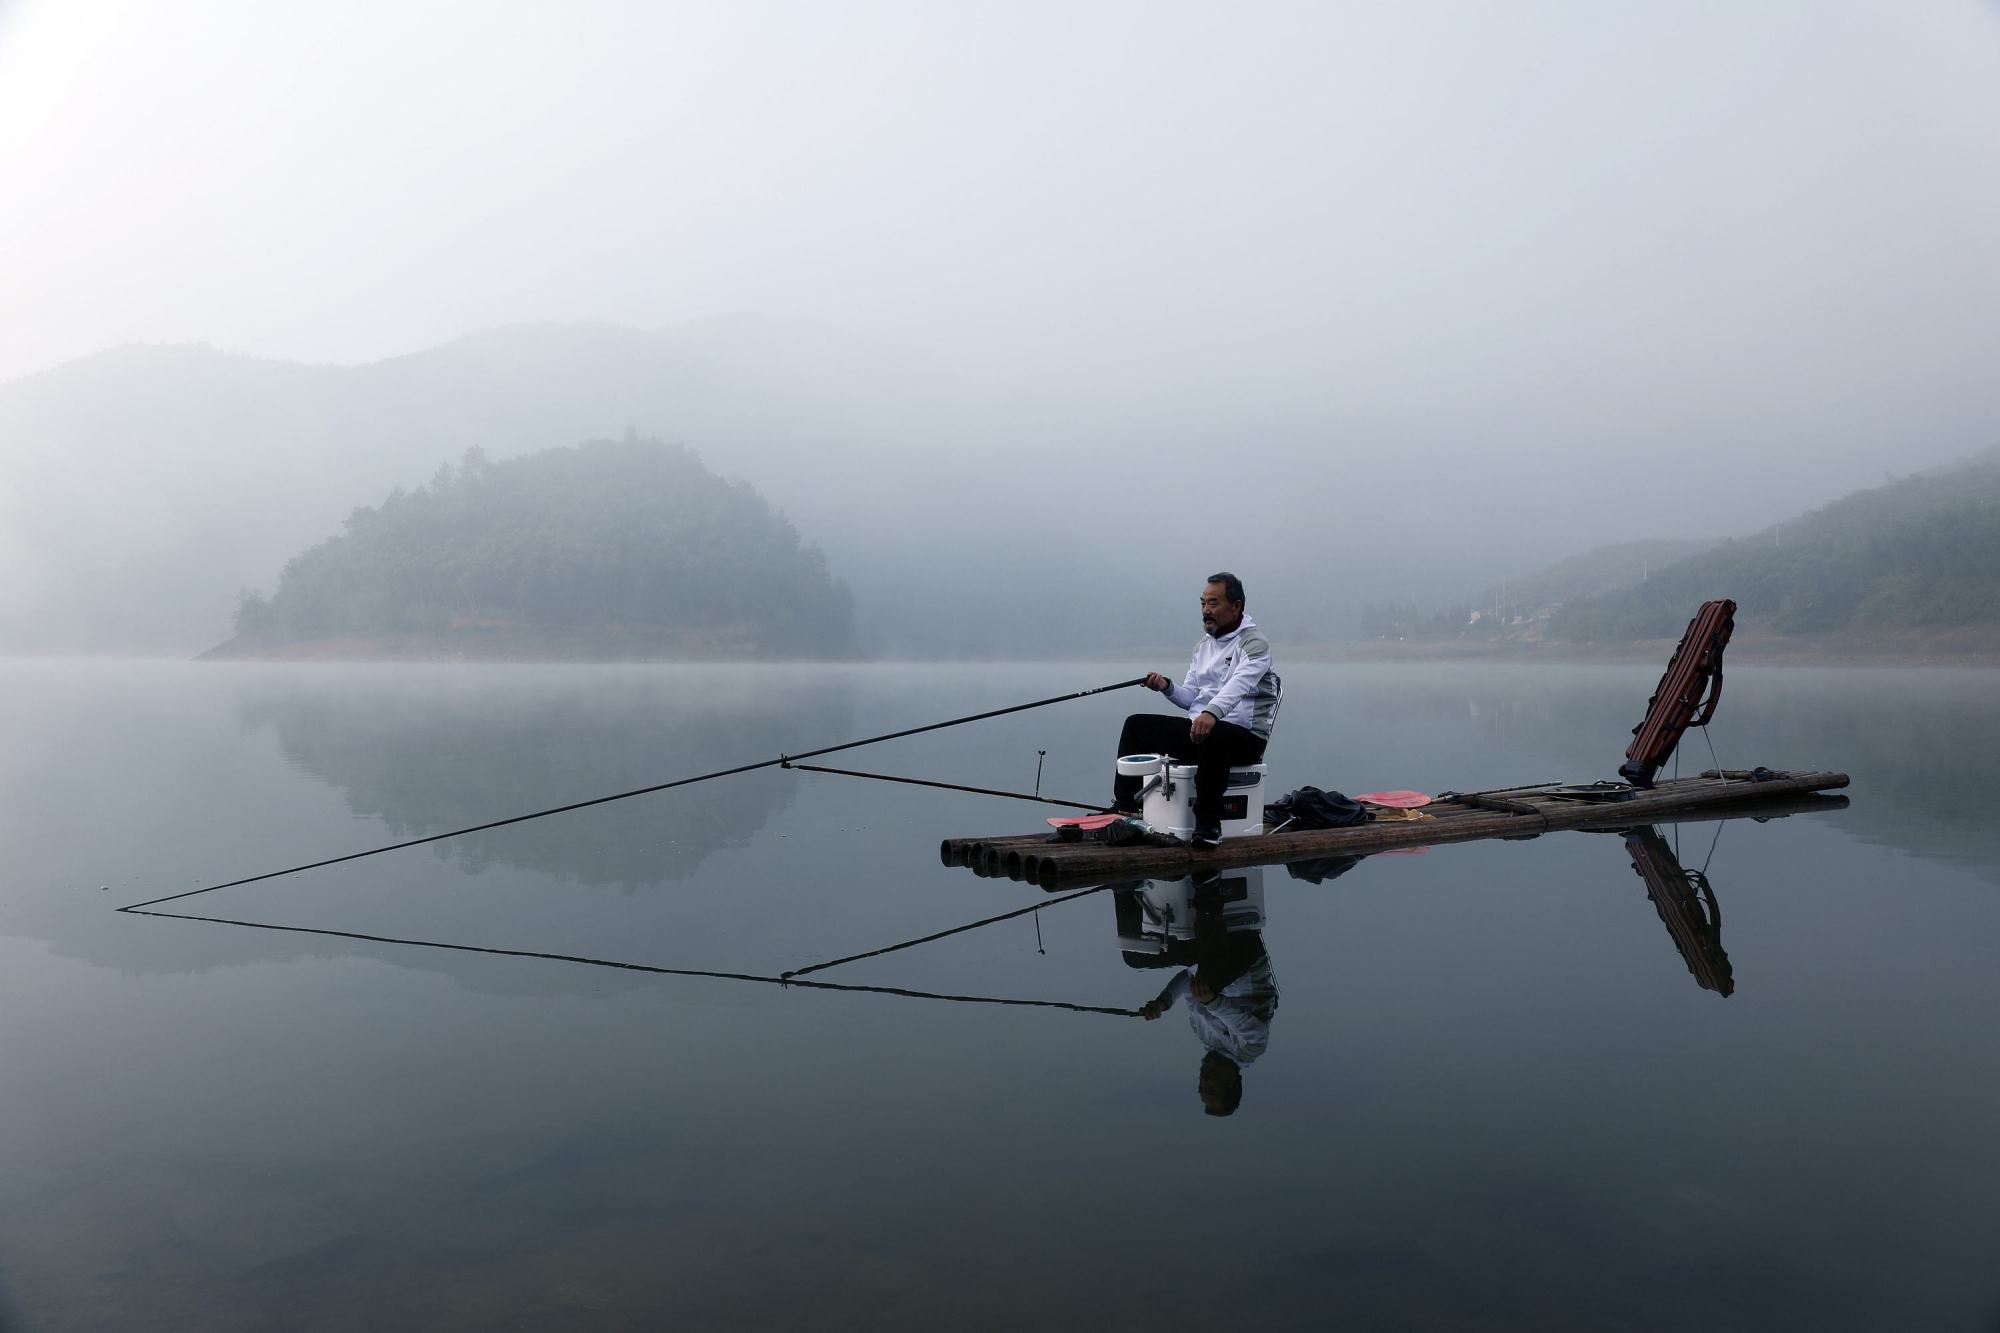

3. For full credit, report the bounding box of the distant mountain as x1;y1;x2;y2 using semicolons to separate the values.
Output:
1478;538;1724;616
1361;537;1725;641
1359;448;2000;652
213;438;854;660
1551;447;2000;643
0;319;939;655
11;317;1985;660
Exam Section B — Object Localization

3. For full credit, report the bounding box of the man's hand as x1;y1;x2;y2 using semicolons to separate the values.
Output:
1144;672;1172;692
1190;977;1217;1004
1189;710;1216;743
1140;998;1169;1020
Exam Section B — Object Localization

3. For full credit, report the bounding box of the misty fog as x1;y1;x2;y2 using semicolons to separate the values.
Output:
10;9;2000;1326
2;1;1998;656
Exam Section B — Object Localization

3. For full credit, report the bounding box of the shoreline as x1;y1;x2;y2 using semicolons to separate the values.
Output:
197;629;858;664
1283;635;2000;669
177;639;2000;670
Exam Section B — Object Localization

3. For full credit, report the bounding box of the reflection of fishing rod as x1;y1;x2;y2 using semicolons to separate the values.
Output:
781;883;1114;979
122;906;1143;1018
121;677;1147;912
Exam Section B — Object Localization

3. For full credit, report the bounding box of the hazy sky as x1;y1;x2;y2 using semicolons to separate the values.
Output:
4;1;2000;473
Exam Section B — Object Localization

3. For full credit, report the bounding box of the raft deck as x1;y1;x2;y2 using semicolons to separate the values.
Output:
943;768;1849;888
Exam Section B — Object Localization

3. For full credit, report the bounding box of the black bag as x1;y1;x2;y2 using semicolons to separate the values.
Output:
1050;817;1180;847
1284;855;1366;884
1264;786;1371;830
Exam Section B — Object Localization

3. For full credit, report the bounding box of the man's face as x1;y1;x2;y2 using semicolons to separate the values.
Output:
1198;1052;1242;1115
1200;582;1244;638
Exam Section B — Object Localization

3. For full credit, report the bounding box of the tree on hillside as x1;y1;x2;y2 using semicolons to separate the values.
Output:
236;437;855;656
1550;449;2000;641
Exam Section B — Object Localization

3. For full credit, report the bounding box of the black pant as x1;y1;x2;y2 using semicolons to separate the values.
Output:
1113;713;1266;827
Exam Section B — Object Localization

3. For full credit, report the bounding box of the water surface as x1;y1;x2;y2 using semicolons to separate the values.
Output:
2;659;1996;1330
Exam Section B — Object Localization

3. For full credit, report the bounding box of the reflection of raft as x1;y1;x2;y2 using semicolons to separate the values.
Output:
943;769;1849;889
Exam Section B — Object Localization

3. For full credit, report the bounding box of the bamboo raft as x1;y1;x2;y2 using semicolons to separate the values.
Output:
943;768;1850;889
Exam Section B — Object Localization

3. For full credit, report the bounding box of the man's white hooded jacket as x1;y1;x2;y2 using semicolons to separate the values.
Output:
1163;616;1280;740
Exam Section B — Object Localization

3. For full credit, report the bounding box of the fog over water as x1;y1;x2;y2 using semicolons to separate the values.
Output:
3;2;1999;654
4;657;1999;1330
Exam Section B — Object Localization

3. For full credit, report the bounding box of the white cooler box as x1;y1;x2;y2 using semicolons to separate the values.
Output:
1116;753;1267;839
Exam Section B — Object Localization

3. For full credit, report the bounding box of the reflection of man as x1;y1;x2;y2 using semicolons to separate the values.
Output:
1139;925;1279;1117
1114;572;1278;847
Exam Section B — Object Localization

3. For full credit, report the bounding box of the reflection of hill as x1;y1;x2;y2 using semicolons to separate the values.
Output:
1721;670;2000;884
1550;667;1997;883
1281;662;1995;886
237;669;853;888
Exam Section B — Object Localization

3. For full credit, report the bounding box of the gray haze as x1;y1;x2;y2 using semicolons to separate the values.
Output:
3;1;1999;654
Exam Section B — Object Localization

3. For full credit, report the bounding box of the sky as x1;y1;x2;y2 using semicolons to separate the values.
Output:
2;0;2000;647
3;2;1997;393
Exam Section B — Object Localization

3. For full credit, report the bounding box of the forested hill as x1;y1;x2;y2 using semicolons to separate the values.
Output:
215;438;855;659
1550;447;2000;643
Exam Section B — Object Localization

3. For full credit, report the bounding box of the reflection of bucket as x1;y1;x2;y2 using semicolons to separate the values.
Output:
1139;762;1267;838
1117;868;1266;957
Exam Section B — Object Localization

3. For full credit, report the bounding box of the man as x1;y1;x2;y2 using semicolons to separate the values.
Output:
1113;571;1279;846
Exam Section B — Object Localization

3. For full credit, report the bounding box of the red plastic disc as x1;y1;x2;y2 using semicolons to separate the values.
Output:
1046;812;1126;830
1356;790;1433;808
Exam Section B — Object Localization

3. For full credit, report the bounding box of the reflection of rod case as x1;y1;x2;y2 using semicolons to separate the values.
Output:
1624;826;1733;996
1620;599;1736;788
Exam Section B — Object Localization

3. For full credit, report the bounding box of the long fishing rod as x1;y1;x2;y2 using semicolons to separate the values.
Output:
119;676;1147;913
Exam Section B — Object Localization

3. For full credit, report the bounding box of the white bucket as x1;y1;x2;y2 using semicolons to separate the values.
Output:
1139;761;1267;839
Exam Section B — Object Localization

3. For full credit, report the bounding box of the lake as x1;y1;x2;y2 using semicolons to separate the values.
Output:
2;658;1997;1331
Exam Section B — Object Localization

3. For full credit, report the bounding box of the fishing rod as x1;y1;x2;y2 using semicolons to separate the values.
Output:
119;676;1147;912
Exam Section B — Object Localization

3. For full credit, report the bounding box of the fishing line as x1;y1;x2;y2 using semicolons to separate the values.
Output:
781;761;1103;812
1699;818;1725;877
1700;722;1723;774
119;677;1146;912
121;907;1143;1017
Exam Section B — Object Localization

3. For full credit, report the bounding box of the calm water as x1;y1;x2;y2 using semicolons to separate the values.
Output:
3;658;1997;1331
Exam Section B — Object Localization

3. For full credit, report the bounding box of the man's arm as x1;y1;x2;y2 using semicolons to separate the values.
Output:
1139;969;1193;1019
1162;653;1200;711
